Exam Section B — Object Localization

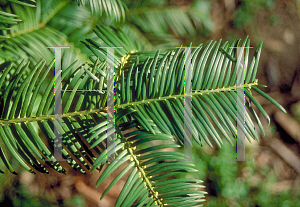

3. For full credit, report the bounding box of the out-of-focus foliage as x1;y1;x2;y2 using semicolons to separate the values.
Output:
233;0;277;28
181;141;300;207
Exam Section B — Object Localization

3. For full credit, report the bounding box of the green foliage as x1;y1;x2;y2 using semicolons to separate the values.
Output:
75;0;127;22
0;183;86;207
0;27;286;205
0;0;288;206
233;0;276;28
124;0;214;48
0;0;36;39
190;143;300;207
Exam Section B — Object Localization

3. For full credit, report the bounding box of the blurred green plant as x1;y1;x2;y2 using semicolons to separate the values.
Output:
184;142;300;207
233;0;277;29
0;183;86;207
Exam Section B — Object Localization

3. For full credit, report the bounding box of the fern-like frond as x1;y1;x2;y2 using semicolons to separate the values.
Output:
0;58;108;174
75;0;127;22
90;119;206;206
84;33;286;148
0;0;36;39
0;0;96;67
126;1;213;37
0;53;206;206
81;25;145;68
0;23;287;206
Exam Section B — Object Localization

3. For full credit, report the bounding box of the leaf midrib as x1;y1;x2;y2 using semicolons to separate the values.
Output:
0;108;106;125
9;0;70;38
116;126;163;206
116;83;257;109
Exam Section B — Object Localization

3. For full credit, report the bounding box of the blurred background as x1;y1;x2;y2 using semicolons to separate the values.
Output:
1;0;300;206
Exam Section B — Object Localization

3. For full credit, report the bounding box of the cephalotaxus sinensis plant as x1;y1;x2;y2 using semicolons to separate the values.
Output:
0;1;286;206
